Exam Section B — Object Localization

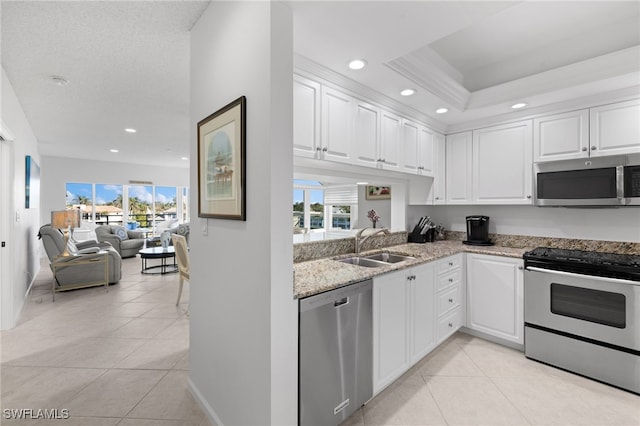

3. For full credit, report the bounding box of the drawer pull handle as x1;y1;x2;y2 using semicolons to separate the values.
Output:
448;322;453;327
448;278;453;283
448;262;453;266
334;297;349;307
448;298;453;303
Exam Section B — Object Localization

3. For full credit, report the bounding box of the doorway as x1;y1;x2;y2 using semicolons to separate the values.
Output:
0;139;15;329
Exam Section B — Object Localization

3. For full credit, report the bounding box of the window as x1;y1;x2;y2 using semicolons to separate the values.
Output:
292;181;357;232
64;182;189;229
66;182;92;221
95;184;123;225
293;180;324;231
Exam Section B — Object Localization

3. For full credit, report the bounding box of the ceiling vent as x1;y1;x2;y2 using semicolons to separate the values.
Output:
129;180;153;185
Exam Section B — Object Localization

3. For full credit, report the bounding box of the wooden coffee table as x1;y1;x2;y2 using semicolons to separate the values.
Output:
139;246;178;275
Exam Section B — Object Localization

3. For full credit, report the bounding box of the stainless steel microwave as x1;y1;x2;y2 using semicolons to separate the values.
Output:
534;156;640;206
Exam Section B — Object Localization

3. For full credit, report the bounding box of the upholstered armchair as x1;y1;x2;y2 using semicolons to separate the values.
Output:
95;225;146;258
168;222;190;245
38;225;122;287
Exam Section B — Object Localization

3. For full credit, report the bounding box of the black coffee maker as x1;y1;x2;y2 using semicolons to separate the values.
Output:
464;215;493;246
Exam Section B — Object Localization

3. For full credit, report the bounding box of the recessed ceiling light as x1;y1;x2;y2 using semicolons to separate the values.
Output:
348;59;367;70
356;182;369;185
181;157;189;161
511;102;527;109
109;149;119;153
124;128;137;133
435;108;449;114
49;75;69;86
400;89;415;97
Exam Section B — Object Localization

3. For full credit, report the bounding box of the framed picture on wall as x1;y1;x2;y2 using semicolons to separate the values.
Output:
365;185;391;200
197;96;246;220
25;155;40;209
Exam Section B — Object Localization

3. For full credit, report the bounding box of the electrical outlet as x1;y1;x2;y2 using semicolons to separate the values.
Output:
15;211;20;222
202;218;208;236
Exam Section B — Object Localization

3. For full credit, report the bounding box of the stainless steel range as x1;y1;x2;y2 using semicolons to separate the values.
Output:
523;247;640;394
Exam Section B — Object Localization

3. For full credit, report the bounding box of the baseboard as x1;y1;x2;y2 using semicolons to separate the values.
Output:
459;327;524;352
188;376;224;426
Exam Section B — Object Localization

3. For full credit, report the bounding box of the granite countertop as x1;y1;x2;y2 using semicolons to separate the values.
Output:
293;240;532;299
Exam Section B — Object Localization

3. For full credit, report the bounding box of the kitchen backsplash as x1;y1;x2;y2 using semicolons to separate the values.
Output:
445;231;640;255
294;230;640;263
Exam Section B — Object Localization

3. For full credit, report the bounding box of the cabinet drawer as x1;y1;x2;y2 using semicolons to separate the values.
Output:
437;285;460;317
437;255;462;275
437;270;460;291
438;307;462;342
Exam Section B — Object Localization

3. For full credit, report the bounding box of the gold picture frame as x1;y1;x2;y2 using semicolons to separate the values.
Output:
197;96;246;220
365;185;391;200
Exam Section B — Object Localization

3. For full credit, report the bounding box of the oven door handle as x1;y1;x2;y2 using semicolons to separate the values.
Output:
525;266;640;286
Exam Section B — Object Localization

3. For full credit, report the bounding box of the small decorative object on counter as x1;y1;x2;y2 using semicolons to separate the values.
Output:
367;209;380;228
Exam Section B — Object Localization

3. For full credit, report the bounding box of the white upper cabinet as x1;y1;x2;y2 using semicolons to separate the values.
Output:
590;99;640;157
379;110;401;171
401;120;420;174
446;131;473;204
293;75;321;158
533;109;589;162
353;99;381;168
432;133;446;204
401;120;435;177
473;121;533;204
533;100;640;162
418;127;436;177
321;86;353;164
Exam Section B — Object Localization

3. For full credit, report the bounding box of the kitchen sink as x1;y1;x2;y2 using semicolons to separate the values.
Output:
337;257;388;268
363;252;415;263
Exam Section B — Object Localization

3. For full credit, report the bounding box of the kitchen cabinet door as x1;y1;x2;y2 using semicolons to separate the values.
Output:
466;254;524;345
379;110;401;171
373;270;410;393
354;99;380;169
446;131;473;204
433;133;446;204
321;86;353;164
417;126;435;177
409;262;436;364
590;99;640;157
293;75;321;159
401;120;420;174
472;120;533;204
533;109;589;162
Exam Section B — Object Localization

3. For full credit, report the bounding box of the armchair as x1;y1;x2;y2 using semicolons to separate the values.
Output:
95;225;146;258
38;225;122;288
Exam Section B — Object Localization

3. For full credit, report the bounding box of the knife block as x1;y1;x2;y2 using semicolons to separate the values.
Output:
409;225;428;243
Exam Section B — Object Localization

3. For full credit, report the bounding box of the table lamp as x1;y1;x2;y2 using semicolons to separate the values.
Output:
51;209;81;256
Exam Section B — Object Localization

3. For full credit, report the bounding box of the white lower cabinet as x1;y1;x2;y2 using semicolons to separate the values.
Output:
466;253;524;345
435;254;463;343
373;262;435;394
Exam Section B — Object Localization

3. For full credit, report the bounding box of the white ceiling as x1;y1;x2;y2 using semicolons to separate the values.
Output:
2;1;639;168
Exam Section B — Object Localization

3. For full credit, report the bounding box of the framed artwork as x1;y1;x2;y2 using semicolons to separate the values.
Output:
25;155;40;209
365;185;391;200
197;96;246;220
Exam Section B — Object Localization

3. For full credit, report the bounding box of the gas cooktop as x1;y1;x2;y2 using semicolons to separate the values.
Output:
523;247;640;281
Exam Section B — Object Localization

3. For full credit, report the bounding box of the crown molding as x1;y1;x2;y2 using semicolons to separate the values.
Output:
446;85;640;134
294;54;448;133
468;46;640;110
384;55;470;111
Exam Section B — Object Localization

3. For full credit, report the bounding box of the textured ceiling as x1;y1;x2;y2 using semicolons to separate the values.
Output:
1;1;209;168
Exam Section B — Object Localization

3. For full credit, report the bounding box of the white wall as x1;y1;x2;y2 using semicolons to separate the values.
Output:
1;68;41;329
189;3;296;425
407;204;640;242
40;155;189;226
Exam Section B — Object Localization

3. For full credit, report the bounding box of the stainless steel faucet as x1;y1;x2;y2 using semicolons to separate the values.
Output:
355;227;390;254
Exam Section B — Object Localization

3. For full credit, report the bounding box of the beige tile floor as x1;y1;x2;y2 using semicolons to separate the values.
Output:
3;257;639;426
1;256;211;426
343;333;640;426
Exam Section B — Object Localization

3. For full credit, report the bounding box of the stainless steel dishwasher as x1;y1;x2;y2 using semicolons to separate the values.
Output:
299;279;373;426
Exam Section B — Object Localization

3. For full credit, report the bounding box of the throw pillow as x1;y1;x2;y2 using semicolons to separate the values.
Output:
113;226;129;240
